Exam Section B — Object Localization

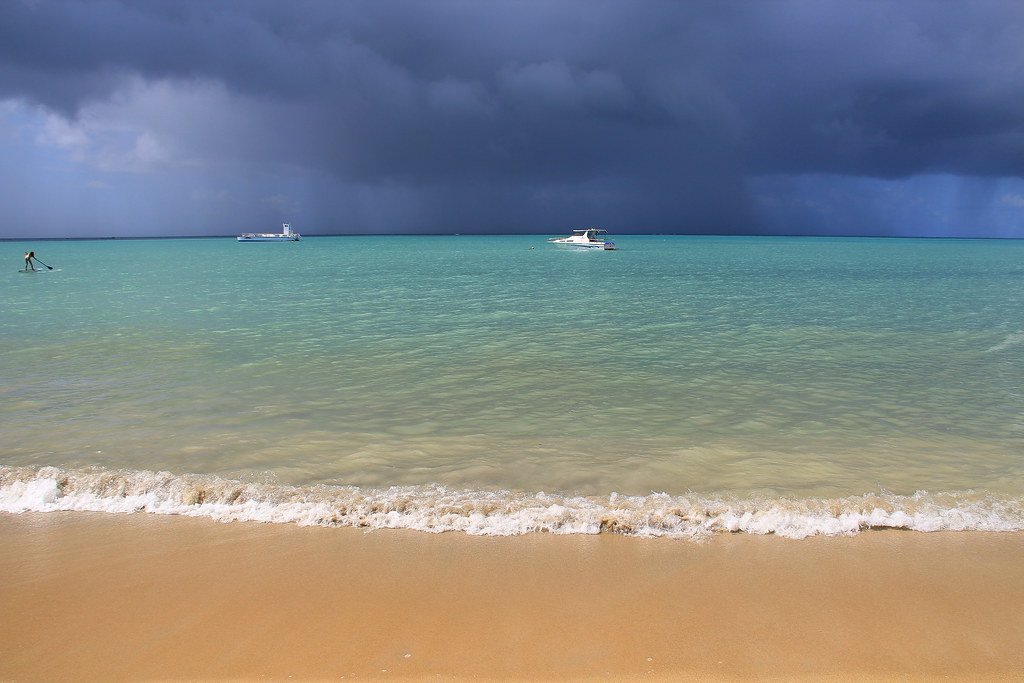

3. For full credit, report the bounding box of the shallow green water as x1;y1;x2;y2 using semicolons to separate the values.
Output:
2;236;1023;537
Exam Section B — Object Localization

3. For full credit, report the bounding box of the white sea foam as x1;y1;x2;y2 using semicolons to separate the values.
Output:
2;465;1023;540
986;331;1024;353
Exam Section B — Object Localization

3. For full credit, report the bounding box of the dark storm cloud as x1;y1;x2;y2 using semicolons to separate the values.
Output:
1;0;1023;235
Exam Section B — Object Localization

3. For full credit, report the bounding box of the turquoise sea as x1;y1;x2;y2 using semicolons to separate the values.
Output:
2;235;1023;538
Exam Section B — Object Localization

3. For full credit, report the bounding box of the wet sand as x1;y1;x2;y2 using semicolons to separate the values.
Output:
1;512;1022;681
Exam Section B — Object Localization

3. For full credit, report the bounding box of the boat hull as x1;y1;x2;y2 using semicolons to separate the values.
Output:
549;240;616;250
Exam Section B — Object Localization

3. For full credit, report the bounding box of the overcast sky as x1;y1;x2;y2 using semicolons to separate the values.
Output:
2;0;1024;238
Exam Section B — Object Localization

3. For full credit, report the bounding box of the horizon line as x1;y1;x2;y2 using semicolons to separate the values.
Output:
2;232;1022;242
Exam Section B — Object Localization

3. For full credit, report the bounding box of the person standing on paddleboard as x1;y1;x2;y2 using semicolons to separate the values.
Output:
23;251;36;271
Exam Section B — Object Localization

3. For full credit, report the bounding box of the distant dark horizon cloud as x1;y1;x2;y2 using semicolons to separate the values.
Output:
2;0;1023;238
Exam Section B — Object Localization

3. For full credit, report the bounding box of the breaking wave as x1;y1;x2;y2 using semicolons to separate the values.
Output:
2;465;1023;540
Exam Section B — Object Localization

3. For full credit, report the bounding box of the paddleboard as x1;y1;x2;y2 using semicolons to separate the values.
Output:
18;269;42;273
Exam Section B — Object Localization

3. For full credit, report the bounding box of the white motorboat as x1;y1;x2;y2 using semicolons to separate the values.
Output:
237;223;300;242
547;228;617;250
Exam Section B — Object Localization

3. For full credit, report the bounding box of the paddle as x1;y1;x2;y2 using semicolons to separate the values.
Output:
32;257;53;270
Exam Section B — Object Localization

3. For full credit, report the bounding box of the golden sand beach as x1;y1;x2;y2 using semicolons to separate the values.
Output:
1;512;1022;680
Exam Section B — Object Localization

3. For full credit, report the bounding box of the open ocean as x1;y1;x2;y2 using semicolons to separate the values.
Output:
2;235;1023;539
